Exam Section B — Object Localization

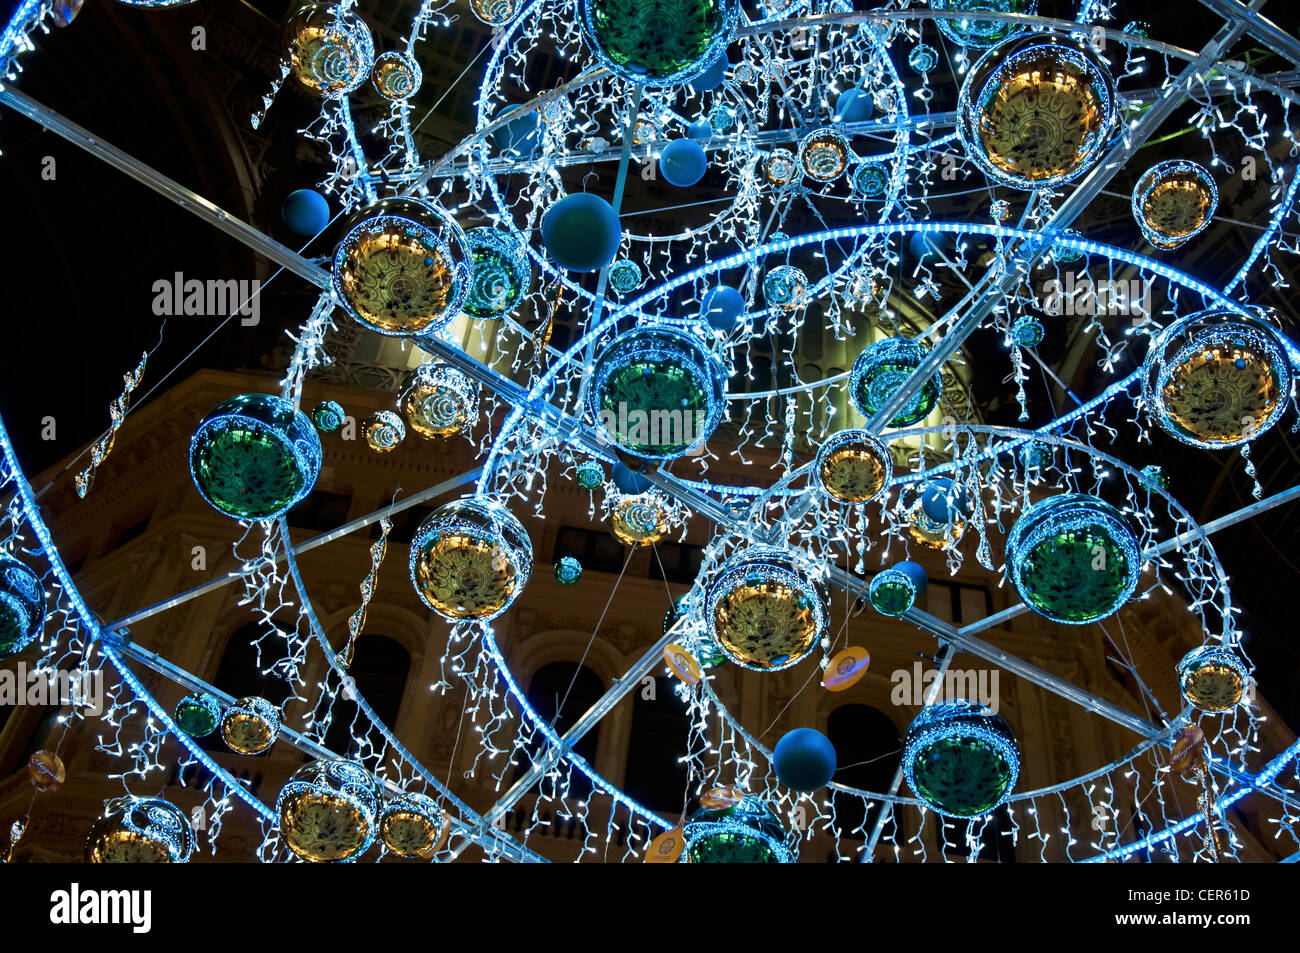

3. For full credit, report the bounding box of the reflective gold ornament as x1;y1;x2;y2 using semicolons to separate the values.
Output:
814;430;892;504
400;363;478;438
379;794;449;858
706;547;828;672
797;128;850;183
469;0;520;25
364;410;406;452
907;504;965;550
764;148;797;186
284;5;375;97
86;797;195;864
611;493;671;546
277;760;380;863
220;696;280;755
1178;646;1248;713
1133;161;1217;249
410;499;533;622
959;37;1116;190
332;198;472;337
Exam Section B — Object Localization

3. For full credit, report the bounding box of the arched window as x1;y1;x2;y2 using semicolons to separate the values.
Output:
825;704;901;846
623;678;692;813
212;622;296;708
323;635;411;756
521;661;603;799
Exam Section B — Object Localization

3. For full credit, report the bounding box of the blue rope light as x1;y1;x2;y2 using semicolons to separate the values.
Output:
0;411;277;822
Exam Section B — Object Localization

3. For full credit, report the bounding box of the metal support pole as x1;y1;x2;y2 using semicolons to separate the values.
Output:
101;468;482;632
861;640;955;861
447;619;685;858
0;87;330;290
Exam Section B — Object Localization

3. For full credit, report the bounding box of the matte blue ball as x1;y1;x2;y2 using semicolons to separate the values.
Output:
660;139;708;187
835;88;873;123
541;193;622;272
773;728;837;793
687;119;714;140
282;189;330;237
491;108;540;155
920;477;972;523
700;285;745;331
694;54;728;91
612;461;651;495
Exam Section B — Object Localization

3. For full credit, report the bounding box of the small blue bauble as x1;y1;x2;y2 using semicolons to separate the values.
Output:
852;163;889;197
700;285;745;331
694;54;729;91
660;139;708;187
909;43;938;74
282;189;330;237
920;477;972;523
541;193;622;272
834;88;873;123
773;727;837;793
687;119;714;140
612;461;652;495
1011;316;1045;348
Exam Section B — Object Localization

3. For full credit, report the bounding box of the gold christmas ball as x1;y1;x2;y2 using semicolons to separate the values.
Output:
400;363;478;439
611;493;671;547
331;198;472;337
378;793;449;858
85;796;195;863
959;37;1116;190
220;696;280;755
706;547;829;671
410;498;533;621
814;430;892;504
277;760;381;863
27;750;66;793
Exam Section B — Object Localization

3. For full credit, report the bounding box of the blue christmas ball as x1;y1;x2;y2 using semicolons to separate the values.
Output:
700;285;745;331
687;119;714;140
834;88;873;124
541;193;622;272
920;477;973;523
282;189;330;237
612;461;651;495
773;727;837;793
694;54;729;91
660;139;708;187
491;107;540;155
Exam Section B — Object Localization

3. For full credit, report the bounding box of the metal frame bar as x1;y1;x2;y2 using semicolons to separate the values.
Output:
101;468;482;632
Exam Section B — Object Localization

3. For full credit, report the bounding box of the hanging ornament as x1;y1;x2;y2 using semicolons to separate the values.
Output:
341;516;392;669
75;351;147;498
